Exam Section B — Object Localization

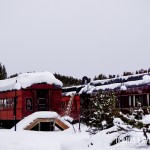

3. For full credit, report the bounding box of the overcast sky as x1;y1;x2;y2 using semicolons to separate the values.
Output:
0;0;150;79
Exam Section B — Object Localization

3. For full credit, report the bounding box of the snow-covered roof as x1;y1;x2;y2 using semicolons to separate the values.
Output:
0;71;63;92
11;111;72;131
79;74;150;94
62;85;84;96
90;73;148;86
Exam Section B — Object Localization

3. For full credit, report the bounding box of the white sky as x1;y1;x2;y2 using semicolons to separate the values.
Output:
0;0;150;79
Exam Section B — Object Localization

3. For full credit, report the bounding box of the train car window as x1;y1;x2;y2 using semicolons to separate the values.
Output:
10;98;14;108
6;99;9;108
0;99;3;110
7;98;13;108
0;98;14;109
3;99;7;108
135;95;146;106
26;98;33;111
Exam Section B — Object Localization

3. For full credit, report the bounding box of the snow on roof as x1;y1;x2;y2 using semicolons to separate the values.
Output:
11;111;72;130
90;73;148;86
95;75;150;92
79;74;150;94
0;71;63;92
63;91;77;96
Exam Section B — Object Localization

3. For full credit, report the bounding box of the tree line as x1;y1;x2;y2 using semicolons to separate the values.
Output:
54;73;81;87
1;62;150;86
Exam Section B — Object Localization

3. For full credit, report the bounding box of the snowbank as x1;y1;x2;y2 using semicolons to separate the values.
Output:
0;71;63;92
141;114;150;124
1;122;150;150
1;124;89;150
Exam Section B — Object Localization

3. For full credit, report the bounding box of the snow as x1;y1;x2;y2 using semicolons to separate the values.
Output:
62;116;74;123
1;121;150;150
0;124;89;150
78;74;150;94
141;114;150;124
113;118;124;126
0;71;63;92
65;91;76;96
120;85;127;91
0;128;89;150
62;73;150;95
90;73;148;86
143;75;150;81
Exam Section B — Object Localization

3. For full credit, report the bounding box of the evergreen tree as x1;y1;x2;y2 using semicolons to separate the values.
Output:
0;63;7;80
123;71;133;76
108;74;115;79
93;74;107;80
0;63;2;79
2;65;7;79
54;73;81;86
81;91;117;134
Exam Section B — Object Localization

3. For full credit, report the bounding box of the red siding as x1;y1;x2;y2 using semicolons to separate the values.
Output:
0;90;23;120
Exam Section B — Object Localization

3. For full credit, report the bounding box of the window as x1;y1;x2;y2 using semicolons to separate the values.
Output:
3;99;7;108
26;98;33;111
135;95;147;106
0;99;3;110
0;98;14;109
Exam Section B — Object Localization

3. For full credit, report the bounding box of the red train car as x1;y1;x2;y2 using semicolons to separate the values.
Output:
0;72;62;128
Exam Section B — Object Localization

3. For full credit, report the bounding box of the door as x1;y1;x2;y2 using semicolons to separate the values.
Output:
37;90;48;111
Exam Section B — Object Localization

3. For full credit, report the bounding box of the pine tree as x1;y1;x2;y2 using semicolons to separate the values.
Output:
81;91;117;134
136;70;139;74
0;63;2;79
2;65;7;79
108;75;115;79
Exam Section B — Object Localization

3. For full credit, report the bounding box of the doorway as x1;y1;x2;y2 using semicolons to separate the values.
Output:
37;90;48;111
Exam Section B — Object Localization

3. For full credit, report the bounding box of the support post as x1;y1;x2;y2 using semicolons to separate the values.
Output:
14;90;17;131
133;95;135;107
129;96;131;107
147;94;149;106
79;97;81;132
120;90;122;111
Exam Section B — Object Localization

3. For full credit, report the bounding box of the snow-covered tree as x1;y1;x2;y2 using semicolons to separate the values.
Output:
81;91;117;133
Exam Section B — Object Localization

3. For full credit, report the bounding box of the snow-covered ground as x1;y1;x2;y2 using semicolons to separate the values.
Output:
1;123;150;150
0;124;89;150
1;112;150;150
